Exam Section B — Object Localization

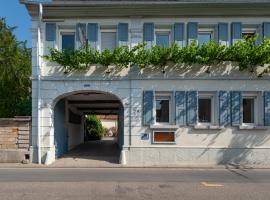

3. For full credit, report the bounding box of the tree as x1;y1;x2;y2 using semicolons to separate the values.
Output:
85;115;104;140
0;18;31;117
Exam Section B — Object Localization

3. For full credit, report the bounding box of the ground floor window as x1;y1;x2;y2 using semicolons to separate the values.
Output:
155;93;172;124
153;131;175;143
198;92;216;125
242;97;255;124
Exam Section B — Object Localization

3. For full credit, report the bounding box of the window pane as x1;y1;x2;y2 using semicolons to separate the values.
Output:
243;98;254;123
198;33;211;46
242;32;256;40
156;33;170;47
154;132;175;142
156;99;169;123
199;98;211;123
62;34;75;53
101;32;116;51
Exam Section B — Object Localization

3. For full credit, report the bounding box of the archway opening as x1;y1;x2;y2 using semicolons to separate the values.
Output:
53;91;124;166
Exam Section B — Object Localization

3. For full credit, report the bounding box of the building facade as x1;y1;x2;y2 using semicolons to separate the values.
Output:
21;0;270;166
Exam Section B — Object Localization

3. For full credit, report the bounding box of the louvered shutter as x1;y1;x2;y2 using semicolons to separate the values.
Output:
76;23;87;49
264;91;270;126
118;23;128;46
263;22;270;39
143;91;154;125
87;23;98;50
187;22;198;45
174;23;185;48
231;22;242;45
186;91;198;125
46;23;56;41
218;23;229;46
256;24;263;46
143;23;154;49
219;91;231;126
175;91;186;126
231;91;242;126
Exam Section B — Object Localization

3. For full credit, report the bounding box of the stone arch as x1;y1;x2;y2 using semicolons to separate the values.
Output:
49;89;125;164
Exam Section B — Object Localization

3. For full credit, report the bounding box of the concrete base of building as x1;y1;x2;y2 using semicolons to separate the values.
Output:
124;147;270;166
0;149;29;163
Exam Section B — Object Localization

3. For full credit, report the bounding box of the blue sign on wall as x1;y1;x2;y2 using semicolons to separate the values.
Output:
141;133;149;140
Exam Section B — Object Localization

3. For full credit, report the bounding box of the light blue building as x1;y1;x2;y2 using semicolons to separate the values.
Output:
21;0;270;166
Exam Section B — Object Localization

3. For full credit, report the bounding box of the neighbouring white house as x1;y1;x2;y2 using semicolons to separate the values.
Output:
21;0;270;166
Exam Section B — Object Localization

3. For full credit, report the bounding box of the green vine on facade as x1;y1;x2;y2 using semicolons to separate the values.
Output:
44;36;270;76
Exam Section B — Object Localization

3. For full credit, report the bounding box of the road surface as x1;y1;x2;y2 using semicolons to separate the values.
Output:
0;168;269;200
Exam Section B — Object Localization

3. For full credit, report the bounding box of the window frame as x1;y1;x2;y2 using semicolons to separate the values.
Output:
198;27;214;46
154;92;173;125
152;130;176;144
242;27;257;40
59;30;76;52
154;28;171;47
197;92;217;126
241;92;258;126
100;28;117;52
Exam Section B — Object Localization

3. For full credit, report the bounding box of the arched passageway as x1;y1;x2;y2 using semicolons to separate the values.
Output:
52;91;124;167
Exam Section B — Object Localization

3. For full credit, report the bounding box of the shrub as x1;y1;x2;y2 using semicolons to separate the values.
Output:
85;115;104;140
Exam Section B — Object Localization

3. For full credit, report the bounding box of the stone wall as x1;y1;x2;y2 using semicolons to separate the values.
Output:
0;117;31;163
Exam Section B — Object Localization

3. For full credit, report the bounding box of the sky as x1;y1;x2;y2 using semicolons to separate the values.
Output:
0;0;32;47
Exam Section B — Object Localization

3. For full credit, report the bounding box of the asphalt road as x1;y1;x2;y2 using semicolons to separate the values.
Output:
0;168;270;200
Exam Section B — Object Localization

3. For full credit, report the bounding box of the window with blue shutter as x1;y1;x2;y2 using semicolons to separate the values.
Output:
76;23;87;48
218;23;228;45
186;91;198;125
263;22;270;39
175;91;186;126
231;91;242;126
174;23;185;47
264;91;270;126
87;23;98;50
143;91;154;125
187;22;198;45
231;22;242;45
46;23;56;41
219;91;231;126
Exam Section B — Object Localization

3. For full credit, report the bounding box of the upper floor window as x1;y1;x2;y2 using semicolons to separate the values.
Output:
101;29;117;52
198;28;214;46
242;27;257;39
155;26;171;48
156;32;170;47
61;32;75;53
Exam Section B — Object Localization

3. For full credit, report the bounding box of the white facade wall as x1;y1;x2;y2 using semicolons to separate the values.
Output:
30;14;270;165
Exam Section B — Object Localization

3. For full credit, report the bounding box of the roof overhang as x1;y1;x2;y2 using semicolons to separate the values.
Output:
20;0;270;18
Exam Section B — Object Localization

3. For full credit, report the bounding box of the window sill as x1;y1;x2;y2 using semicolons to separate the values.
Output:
193;125;224;130
239;125;270;130
150;124;179;130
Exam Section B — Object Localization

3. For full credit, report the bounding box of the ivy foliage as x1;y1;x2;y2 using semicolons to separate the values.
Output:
44;36;270;75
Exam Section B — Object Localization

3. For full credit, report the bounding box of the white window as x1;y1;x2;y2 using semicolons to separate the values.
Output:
101;29;117;52
242;97;255;124
241;93;259;126
61;32;75;53
154;92;172;124
156;32;170;47
198;92;217;125
155;26;171;48
198;28;214;46
242;26;257;40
